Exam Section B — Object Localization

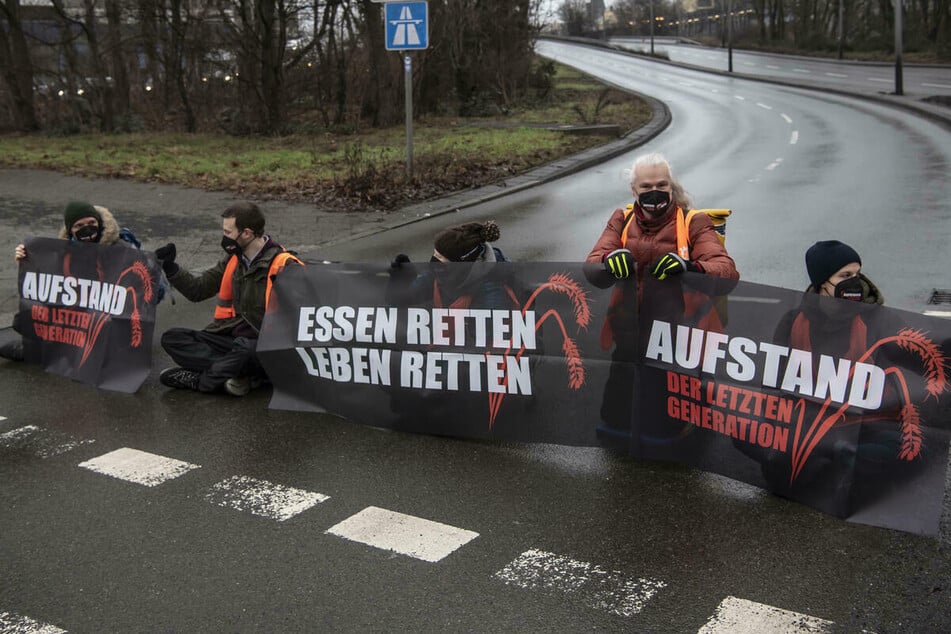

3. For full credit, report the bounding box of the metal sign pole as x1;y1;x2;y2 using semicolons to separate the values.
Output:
894;0;904;95
404;53;414;179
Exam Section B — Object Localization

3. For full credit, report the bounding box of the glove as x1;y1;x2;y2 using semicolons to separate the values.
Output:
391;253;411;269
604;248;634;279
155;243;179;277
650;252;703;280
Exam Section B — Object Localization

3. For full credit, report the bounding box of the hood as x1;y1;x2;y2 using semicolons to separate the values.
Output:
58;204;121;245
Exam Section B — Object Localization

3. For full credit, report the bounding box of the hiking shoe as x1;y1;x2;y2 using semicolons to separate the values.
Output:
160;366;200;391
224;376;251;397
0;339;24;362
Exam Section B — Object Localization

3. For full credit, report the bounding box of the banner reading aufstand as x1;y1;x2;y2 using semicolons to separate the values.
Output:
258;263;951;534
17;237;162;393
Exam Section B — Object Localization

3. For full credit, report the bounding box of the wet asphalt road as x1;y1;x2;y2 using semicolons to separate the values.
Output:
2;42;951;633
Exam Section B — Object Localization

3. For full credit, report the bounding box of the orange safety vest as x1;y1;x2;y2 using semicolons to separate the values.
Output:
620;205;731;257
214;251;302;320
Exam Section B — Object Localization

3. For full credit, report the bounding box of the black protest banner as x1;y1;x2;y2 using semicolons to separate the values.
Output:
258;262;616;446
17;237;162;392
258;263;951;534
635;273;951;535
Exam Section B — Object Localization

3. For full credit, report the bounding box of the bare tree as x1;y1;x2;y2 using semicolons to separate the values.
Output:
0;0;39;131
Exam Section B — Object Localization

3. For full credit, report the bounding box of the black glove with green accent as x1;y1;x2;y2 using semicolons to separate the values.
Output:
649;252;702;280
604;248;634;279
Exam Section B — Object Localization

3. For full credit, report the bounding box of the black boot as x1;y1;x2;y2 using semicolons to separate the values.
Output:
0;338;24;362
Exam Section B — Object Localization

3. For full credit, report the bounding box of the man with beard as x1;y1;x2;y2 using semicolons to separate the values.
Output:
154;202;302;396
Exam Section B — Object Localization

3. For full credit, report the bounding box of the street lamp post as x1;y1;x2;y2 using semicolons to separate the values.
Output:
894;0;904;95
649;0;655;56
727;0;733;72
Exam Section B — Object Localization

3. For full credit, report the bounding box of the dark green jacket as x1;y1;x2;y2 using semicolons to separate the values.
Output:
168;237;292;338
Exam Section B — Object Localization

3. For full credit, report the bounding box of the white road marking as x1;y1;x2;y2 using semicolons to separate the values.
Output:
766;64;780;70
78;448;199;487
922;82;951;89
868;77;891;83
766;158;784;171
0;610;67;633
923;310;951;319
825;72;848;78
698;596;833;633
743;62;756;67
493;549;666;618
793;68;812;73
781;113;793;124
789;130;799;144
205;475;329;521
756;102;773;110
326;506;479;562
734;95;746;101
0;425;94;458
0;416;6;421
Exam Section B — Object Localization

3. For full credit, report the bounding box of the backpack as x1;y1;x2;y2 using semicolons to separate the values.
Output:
118;227;142;249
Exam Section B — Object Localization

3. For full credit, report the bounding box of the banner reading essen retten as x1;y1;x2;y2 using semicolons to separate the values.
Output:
258;263;951;535
17;236;162;393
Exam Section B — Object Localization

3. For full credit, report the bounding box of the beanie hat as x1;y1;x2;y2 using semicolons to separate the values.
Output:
64;201;101;232
433;221;500;262
805;240;861;288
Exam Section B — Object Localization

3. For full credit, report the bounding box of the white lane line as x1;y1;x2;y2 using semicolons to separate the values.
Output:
793;68;812;73
766;64;780;70
205;475;329;521
494;549;666;618
756;102;772;110
868;77;891;83
0;416;6;421
743;62;756;67
922;82;951;89
825;72;848;78
326;506;479;562
78;448;199;487
780;113;793;124
0;610;67;633
734;95;746;101
0;425;94;458
789;130;799;145
698;596;833;633
766;158;784;171
923;310;951;319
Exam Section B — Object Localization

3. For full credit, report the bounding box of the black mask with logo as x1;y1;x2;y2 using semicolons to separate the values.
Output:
638;190;671;215
833;276;865;302
74;224;102;243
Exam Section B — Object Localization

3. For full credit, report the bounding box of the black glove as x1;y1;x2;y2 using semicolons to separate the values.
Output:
649;252;702;280
155;243;179;277
391;253;411;269
604;248;634;279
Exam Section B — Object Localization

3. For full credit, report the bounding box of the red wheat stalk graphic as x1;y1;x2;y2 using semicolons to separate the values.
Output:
789;329;948;483
487;273;591;427
79;261;154;366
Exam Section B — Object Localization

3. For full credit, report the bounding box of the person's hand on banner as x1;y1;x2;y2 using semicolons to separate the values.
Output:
604;248;634;279
649;252;703;280
155;243;179;276
14;244;26;262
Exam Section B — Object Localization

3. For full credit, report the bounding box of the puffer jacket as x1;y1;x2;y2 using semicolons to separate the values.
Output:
167;236;292;338
586;204;739;282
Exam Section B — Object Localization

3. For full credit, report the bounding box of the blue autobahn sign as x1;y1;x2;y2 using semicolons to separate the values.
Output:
385;1;428;51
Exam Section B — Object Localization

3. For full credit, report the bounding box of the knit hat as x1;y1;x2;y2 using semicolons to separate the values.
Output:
805;240;861;288
64;201;101;232
433;221;500;262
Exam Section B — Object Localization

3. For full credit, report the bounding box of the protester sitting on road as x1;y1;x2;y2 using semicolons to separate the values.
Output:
584;153;739;448
1;201;142;362
154;202;302;396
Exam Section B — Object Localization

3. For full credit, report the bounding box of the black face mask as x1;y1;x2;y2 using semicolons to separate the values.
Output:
221;235;242;256
638;190;671;215
834;276;865;302
74;225;101;243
